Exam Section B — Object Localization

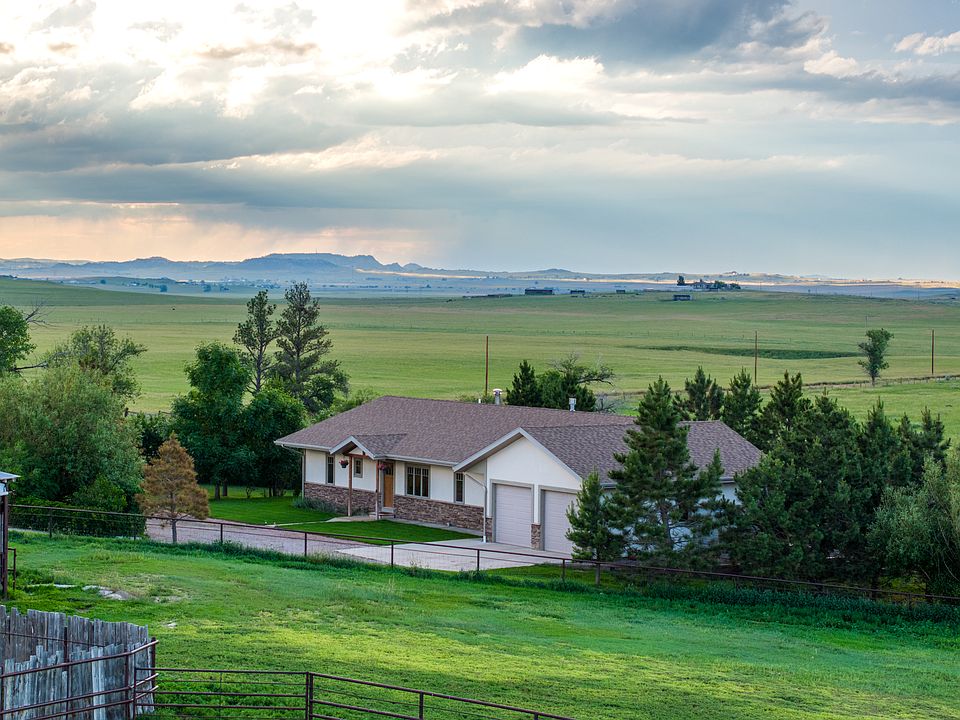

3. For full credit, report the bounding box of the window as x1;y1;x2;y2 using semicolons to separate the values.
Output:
326;455;335;484
454;472;465;503
353;457;363;478
406;465;430;498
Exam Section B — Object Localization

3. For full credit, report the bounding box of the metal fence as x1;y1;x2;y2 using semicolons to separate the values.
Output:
11;503;960;606
137;667;574;720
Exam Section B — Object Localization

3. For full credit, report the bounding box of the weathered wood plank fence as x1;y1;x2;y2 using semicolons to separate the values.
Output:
0;606;155;719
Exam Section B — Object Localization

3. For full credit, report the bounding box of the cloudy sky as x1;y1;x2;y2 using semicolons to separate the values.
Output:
1;1;959;277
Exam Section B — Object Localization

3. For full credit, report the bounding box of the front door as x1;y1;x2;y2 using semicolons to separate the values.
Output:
382;463;395;509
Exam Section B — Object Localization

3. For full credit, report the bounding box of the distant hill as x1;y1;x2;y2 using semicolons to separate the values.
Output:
1;253;957;299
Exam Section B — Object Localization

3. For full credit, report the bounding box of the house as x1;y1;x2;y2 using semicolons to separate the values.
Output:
673;293;692;301
275;397;761;554
524;287;554;296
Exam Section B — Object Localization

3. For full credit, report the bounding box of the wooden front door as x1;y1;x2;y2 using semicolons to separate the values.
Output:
382;463;395;508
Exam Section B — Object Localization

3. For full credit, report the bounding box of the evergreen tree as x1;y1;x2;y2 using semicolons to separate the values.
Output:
506;360;541;407
566;472;626;584
137;435;209;544
754;371;809;451
234;290;278;394
274;282;348;414
172;343;253;500
680;366;724;420
725;456;826;579
609;377;724;565
721;369;762;441
916;408;951;468
858;328;893;386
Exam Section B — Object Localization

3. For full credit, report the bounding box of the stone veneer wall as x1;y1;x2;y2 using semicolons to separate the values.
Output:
303;482;376;514
530;524;542;550
393;495;484;532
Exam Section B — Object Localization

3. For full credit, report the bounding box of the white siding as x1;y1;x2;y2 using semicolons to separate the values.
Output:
485;437;581;524
304;451;376;491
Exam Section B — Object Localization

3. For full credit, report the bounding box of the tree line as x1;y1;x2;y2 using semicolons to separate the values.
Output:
566;367;959;595
0;283;352;518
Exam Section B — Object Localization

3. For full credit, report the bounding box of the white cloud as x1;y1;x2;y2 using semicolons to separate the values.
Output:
804;50;859;78
895;31;960;56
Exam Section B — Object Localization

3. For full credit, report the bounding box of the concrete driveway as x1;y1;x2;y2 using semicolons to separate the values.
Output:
339;538;570;572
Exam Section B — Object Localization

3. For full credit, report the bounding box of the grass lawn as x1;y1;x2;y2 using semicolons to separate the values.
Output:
3;277;960;437
202;488;476;544
10;533;960;720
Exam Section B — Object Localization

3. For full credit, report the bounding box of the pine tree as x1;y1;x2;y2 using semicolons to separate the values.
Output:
754;371;809;451
681;366;724;420
506;360;541;407
137;435;209;543
721;369;762;441
274;282;348;413
566;472;625;584
234;290;278;394
609;377;724;565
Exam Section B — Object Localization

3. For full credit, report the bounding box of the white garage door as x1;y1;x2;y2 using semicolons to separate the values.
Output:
542;491;576;555
494;484;533;547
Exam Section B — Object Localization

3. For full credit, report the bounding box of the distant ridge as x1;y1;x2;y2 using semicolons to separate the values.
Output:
0;253;957;300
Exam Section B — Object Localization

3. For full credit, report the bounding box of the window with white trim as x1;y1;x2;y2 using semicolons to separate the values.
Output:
353;457;363;478
406;465;430;498
454;472;465;503
326;455;335;484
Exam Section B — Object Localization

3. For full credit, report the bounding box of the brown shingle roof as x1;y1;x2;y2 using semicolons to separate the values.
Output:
277;396;761;480
277;395;631;464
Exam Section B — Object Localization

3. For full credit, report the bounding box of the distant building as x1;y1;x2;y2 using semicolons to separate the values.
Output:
569;289;587;296
524;288;554;296
615;289;626;294
673;293;693;301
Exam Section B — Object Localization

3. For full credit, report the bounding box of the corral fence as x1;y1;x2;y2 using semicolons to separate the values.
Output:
0;606;157;720
137;667;574;719
10;504;960;607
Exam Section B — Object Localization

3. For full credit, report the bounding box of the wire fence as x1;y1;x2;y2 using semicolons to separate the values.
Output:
10;503;960;607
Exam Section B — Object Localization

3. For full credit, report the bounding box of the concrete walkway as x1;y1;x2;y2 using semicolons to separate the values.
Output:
145;519;568;571
339;538;570;571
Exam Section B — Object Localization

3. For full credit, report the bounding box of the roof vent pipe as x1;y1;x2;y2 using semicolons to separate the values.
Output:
493;388;502;405
569;397;576;412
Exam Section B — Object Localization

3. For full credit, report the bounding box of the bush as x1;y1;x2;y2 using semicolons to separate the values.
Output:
291;496;339;514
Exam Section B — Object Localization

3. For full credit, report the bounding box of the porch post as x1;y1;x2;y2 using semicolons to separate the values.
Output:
375;462;382;520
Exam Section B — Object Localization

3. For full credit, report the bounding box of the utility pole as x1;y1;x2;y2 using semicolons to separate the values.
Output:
754;330;758;383
932;329;936;376
484;335;489;399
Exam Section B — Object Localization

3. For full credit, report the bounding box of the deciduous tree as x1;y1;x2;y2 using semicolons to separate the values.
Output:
858;328;893;386
47;325;146;400
137;435;209;543
870;453;960;595
0;364;142;507
172;343;253;500
0;306;33;374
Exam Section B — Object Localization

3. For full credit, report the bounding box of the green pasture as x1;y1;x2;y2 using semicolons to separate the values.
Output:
11;534;960;719
2;277;958;435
